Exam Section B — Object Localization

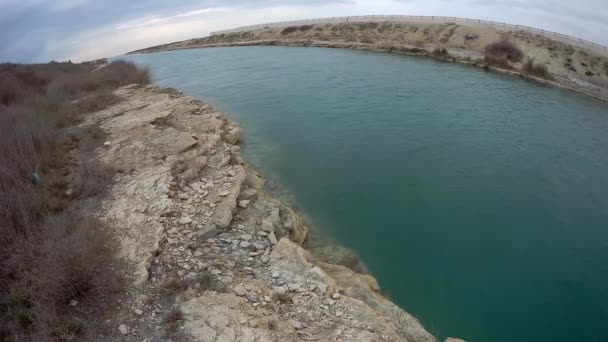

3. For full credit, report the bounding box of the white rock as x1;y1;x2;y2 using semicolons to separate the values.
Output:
272;271;280;279
260;220;274;232
134;308;144;316
289;319;302;330
238;200;250;208
240;241;250;248
332;293;341;300
103;141;111;147
179;216;192;225
69;300;78;307
268;231;277;245
118;324;129;335
179;192;190;200
218;190;230;197
256;230;268;237
273;286;287;296
261;256;270;264
233;285;246;296
335;311;343;317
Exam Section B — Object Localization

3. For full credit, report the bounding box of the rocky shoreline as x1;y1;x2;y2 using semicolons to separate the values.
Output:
89;84;452;341
129;21;608;103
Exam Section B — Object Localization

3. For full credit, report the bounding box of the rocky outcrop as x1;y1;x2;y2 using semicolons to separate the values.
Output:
87;84;442;341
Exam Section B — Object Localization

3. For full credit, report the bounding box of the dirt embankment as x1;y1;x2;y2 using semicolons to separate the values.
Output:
129;21;608;102
89;84;456;341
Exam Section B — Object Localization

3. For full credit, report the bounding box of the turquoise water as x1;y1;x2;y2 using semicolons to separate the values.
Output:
124;47;608;342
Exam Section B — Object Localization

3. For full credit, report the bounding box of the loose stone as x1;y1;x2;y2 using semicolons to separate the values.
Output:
118;324;129;335
179;216;192;225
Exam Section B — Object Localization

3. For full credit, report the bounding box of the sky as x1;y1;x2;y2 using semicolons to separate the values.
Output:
1;0;607;63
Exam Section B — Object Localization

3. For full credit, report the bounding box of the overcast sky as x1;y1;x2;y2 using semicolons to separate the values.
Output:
1;0;607;63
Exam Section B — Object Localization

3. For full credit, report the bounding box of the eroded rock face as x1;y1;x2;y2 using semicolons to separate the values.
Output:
89;85;441;341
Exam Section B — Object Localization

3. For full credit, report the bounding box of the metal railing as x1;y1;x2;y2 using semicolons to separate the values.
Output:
210;15;607;54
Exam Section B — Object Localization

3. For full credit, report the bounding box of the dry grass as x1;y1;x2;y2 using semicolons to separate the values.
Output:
0;59;149;341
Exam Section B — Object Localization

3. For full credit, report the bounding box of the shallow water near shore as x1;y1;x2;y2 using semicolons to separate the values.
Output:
124;46;608;342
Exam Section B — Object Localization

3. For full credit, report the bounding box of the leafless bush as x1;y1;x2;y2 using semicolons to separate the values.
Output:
198;271;226;292
485;40;524;63
432;48;450;58
1;213;123;340
281;26;298;35
96;61;151;88
357;22;379;30
162;277;188;297
80;161;116;198
522;58;553;80
484;55;514;70
163;308;183;334
360;37;375;44
0;59;149;340
298;25;314;32
75;91;120;114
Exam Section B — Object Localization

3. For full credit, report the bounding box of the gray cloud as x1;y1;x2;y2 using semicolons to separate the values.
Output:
0;0;347;62
0;0;606;63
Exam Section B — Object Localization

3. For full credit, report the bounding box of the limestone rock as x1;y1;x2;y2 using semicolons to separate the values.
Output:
118;324;128;335
268;231;277;245
179;216;192;225
211;166;246;228
239;188;257;200
233;285;246;296
224;125;242;145
199;224;218;240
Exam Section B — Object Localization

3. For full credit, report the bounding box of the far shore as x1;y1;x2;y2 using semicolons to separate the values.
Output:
128;19;608;103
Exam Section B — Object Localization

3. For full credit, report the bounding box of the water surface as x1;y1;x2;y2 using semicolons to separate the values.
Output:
124;47;608;342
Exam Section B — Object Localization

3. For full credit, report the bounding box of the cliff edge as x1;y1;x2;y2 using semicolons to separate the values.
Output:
87;84;451;341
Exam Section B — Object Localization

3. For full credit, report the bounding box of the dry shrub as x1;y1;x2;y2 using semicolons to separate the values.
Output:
522;58;553;80
432;48;449;58
0;59;149;340
75;91;120;114
80;161;116;198
485;40;524;63
95;61;151;88
163;308;183;334
357;22;379;30
198;271;226;292
298;25;314;32
0;74;26;106
1;213;123;340
484;55;514;70
162;278;188;297
281;26;298;35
